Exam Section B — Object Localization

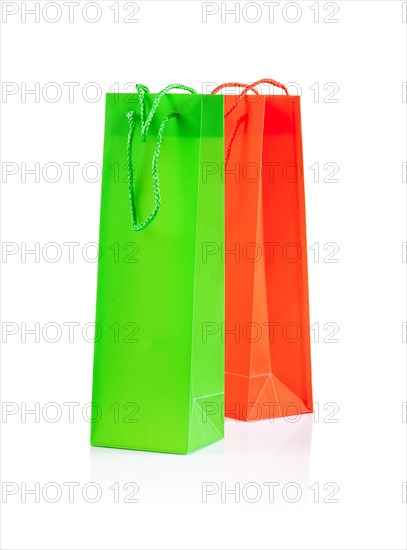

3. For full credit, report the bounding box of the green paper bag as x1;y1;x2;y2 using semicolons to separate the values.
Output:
90;85;225;454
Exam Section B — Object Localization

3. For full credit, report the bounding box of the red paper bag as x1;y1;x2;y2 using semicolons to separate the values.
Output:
213;79;313;421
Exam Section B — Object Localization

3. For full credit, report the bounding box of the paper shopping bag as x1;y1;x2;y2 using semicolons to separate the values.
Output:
213;79;313;421
91;84;225;453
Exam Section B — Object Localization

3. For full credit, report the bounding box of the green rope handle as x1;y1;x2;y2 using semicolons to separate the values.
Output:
126;83;197;231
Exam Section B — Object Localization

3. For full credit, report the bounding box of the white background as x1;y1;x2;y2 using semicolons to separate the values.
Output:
1;1;406;549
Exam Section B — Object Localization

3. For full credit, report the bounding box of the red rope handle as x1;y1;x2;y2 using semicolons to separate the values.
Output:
212;78;289;168
212;78;289;117
242;78;288;96
211;82;259;95
225;113;247;168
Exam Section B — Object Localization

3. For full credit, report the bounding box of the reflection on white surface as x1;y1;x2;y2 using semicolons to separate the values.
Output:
224;414;312;484
90;414;312;503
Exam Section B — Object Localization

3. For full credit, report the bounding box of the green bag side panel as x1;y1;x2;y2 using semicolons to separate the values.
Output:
188;96;225;452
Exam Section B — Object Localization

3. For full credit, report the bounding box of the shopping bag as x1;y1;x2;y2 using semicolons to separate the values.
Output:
91;84;225;453
212;79;313;421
